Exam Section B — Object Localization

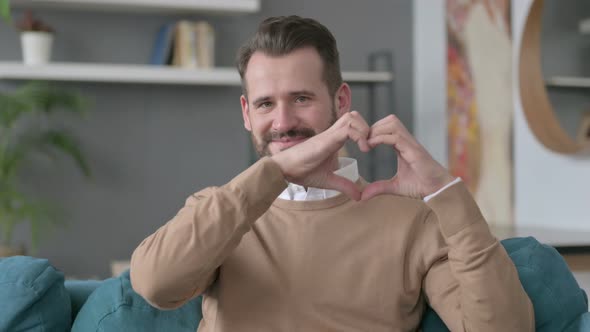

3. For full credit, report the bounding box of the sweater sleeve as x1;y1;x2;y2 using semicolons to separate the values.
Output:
130;157;287;310
420;181;535;331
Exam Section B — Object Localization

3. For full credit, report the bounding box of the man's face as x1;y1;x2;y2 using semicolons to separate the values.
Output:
240;47;343;157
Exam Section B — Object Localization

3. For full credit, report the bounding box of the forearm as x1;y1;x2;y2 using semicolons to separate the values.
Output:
425;182;534;331
130;157;286;309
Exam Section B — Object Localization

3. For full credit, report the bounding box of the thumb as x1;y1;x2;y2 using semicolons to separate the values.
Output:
361;178;399;201
324;173;361;201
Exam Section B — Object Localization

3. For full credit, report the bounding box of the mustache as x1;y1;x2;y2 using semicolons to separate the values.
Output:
263;128;316;142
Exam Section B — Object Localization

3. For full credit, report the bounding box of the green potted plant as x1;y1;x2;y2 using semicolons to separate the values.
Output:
0;1;55;65
0;81;91;257
17;10;55;65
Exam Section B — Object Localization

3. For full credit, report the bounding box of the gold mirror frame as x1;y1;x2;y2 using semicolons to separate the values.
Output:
519;0;588;154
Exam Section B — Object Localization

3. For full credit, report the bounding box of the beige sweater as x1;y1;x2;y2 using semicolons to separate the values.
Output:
130;157;534;331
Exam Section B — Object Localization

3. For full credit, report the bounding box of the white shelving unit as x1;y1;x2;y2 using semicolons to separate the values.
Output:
546;76;590;89
10;0;260;15
0;62;394;86
3;0;396;180
4;0;394;86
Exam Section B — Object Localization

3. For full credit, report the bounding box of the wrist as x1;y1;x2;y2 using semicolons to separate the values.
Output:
270;153;290;179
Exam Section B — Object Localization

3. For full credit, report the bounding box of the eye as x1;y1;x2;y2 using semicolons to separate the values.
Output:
295;96;309;103
257;101;273;109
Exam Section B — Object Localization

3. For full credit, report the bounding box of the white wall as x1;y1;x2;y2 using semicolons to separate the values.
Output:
513;0;590;231
413;0;447;166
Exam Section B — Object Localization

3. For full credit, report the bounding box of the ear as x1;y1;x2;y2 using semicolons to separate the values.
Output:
334;83;352;118
240;95;252;131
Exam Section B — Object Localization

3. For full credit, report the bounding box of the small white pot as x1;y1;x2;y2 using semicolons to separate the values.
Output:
20;31;54;65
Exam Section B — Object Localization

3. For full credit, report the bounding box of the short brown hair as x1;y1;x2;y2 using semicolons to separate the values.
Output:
236;15;342;98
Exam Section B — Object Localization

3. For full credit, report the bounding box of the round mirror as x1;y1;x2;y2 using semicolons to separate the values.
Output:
519;0;590;154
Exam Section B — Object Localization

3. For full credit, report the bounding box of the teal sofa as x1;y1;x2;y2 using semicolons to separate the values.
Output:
1;237;589;331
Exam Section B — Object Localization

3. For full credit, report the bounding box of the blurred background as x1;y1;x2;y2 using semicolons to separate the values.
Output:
0;0;588;284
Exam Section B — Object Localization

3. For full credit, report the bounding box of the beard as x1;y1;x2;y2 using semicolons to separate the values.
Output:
251;105;338;158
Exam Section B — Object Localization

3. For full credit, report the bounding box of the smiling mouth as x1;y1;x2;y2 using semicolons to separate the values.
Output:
271;137;309;150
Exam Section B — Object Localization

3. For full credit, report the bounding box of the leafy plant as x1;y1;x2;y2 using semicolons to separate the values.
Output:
0;2;53;33
17;10;53;33
0;81;90;252
0;0;10;24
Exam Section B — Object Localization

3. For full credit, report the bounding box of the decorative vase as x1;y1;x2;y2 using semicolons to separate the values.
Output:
0;245;26;257
20;31;54;65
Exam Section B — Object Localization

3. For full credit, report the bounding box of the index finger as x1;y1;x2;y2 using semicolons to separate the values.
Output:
370;115;411;135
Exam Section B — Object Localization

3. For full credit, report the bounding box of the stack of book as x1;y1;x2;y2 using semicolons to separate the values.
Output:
150;20;215;69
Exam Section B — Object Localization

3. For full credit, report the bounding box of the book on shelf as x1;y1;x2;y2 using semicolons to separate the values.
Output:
149;22;176;66
194;21;215;69
150;20;215;69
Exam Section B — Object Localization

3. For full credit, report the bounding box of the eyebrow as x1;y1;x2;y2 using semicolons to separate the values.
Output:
288;90;316;97
252;96;272;106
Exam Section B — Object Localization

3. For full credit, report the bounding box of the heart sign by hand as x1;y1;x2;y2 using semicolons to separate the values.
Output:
361;115;455;201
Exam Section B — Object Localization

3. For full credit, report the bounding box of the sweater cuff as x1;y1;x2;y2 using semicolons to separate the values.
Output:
423;177;462;202
425;181;487;238
225;157;287;219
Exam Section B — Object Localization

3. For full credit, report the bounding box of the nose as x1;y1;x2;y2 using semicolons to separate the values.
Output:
272;104;299;132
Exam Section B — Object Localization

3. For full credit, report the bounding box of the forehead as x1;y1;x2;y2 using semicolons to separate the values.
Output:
244;47;328;99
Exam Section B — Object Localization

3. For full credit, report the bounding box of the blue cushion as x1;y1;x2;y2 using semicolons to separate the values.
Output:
71;270;202;332
421;237;590;331
0;255;71;332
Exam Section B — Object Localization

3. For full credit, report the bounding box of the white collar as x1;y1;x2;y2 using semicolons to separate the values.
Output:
277;157;359;201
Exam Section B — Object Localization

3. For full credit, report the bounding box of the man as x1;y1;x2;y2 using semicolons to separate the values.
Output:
130;16;534;331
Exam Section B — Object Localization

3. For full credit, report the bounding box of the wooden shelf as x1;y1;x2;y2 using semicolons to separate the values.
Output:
0;62;394;86
519;0;587;154
546;76;590;89
10;0;261;15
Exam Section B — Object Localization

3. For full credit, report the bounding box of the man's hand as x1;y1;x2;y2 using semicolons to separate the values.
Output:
271;111;370;201
361;115;455;201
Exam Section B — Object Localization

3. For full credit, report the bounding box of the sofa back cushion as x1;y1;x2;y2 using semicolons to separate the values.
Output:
71;270;202;332
0;255;71;332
